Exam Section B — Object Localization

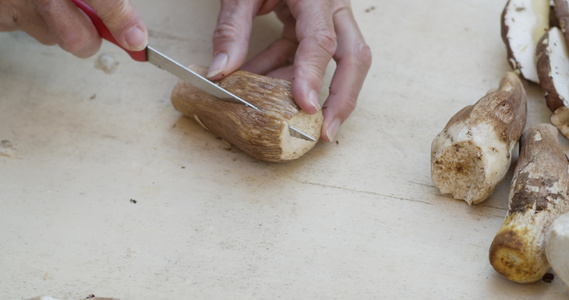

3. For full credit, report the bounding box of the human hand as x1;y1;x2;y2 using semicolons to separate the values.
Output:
208;0;372;142
0;0;147;58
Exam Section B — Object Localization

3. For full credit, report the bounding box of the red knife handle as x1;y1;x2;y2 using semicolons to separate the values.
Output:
71;0;147;62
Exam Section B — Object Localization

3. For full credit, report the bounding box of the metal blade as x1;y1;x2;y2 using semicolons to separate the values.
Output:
147;46;316;142
289;126;316;142
146;46;261;111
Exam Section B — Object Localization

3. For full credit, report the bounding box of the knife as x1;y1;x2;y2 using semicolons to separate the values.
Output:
71;0;316;142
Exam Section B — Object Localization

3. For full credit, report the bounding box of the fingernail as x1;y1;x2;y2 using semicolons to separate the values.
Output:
308;90;320;112
325;119;341;142
125;26;147;51
207;53;228;78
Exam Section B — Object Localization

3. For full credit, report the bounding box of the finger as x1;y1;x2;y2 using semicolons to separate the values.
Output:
207;0;258;80
257;0;281;15
266;65;294;82
82;0;147;51
240;38;297;75
320;7;372;142
286;0;337;115
0;1;55;45
33;0;101;57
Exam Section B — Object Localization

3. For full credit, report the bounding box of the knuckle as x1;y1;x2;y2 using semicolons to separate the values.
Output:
337;39;372;71
314;29;337;57
58;33;97;57
213;20;242;42
345;95;358;113
58;34;85;53
354;41;372;69
93;0;130;27
0;2;16;27
333;88;358;113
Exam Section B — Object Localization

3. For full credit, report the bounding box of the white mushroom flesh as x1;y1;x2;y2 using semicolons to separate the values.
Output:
546;27;569;106
545;211;569;290
503;0;550;82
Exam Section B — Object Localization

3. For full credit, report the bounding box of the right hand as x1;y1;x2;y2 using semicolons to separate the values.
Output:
0;0;147;58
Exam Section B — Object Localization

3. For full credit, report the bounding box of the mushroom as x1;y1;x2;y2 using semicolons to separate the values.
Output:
545;210;569;290
489;124;569;283
501;0;551;83
535;19;569;138
536;26;569;112
170;66;323;162
431;72;527;205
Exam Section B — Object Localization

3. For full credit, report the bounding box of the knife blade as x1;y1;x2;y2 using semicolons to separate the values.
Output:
146;47;260;110
71;0;316;142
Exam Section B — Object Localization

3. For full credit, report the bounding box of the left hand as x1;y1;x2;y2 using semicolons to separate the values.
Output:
207;0;372;142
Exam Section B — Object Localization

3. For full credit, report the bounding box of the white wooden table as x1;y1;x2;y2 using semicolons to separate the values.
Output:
1;0;568;299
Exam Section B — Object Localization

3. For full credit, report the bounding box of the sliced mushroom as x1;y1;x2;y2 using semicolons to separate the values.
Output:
502;0;551;83
536;26;569;112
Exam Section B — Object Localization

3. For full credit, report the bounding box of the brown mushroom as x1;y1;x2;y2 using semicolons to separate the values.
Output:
501;0;551;83
536;26;569;112
431;72;527;205
535;23;569;138
171;66;323;162
489;124;569;283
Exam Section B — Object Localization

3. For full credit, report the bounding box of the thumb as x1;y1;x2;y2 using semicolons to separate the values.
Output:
82;0;147;51
207;1;258;80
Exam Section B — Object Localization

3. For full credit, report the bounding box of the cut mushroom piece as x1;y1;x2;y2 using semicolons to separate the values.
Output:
171;66;323;162
431;72;527;205
489;124;569;283
545;211;569;290
502;0;551;83
536;26;569;112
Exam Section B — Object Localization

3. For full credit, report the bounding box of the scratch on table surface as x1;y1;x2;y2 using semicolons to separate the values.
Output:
431;189;507;218
468;203;507;219
293;179;433;206
407;179;436;188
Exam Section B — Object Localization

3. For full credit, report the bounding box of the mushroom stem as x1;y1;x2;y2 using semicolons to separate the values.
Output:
170;66;323;162
489;124;569;283
431;72;527;205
